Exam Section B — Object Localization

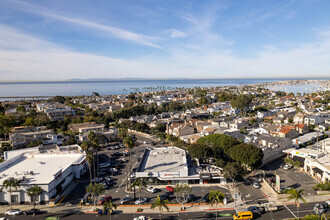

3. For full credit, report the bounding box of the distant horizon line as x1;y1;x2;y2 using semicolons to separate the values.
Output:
0;77;329;83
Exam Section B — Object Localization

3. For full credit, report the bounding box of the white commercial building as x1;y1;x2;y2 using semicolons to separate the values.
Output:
0;145;87;205
283;148;330;183
136;146;226;185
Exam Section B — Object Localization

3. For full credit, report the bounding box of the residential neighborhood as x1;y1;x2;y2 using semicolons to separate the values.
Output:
0;82;329;219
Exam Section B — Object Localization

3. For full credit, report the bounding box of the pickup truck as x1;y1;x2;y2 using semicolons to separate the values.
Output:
263;203;278;212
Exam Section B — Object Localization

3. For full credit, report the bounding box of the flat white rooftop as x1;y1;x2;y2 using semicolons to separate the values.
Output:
139;147;187;173
0;145;85;185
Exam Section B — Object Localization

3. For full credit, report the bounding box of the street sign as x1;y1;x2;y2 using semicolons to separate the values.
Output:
276;175;280;192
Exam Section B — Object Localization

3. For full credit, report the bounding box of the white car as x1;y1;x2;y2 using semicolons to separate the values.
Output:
253;182;260;189
283;164;292;170
135;197;148;205
110;168;118;172
147;186;157;193
326;199;330;206
5;209;22;216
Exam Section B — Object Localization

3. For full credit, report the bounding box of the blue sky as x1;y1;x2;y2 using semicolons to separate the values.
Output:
0;0;330;81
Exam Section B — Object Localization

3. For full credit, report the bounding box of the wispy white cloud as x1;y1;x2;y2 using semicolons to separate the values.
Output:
4;0;163;49
1;22;330;81
168;29;186;38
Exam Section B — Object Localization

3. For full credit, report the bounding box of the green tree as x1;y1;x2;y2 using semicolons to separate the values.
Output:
229;143;263;169
239;126;247;134
103;200;117;220
128;93;136;101
131;178;147;209
26;185;43;209
49;96;66;104
188;143;212;163
2;178;21;209
174;184;192;210
118;128;128;141
207;190;225;220
196;134;239;156
231;94;253;116
85;183;106;210
223;162;243;185
123;135;135;190
151;195;170;220
16;106;26;114
287;189;307;219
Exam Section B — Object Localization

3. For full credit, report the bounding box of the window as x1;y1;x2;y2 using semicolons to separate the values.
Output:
11;195;18;203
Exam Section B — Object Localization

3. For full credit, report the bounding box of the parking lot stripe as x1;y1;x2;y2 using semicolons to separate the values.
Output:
284;204;297;219
116;160;139;193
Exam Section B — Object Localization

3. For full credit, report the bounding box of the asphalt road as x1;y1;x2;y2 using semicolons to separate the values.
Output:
1;202;324;220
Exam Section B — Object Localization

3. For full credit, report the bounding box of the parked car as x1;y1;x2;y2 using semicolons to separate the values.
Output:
166;186;174;192
112;152;123;157
245;206;265;215
23;209;41;215
159;193;170;200
120;195;133;204
186;194;195;203
133;216;149;220
5;209;22;216
283;164;292;170
98;196;113;205
99;163;110;168
147;186;157;193
98;171;107;176
253;182;261;189
109;168;118;173
135;197;148;205
326;199;330;207
202;193;209;202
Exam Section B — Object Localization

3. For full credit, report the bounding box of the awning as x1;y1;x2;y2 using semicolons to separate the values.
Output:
292;156;305;164
312;167;324;175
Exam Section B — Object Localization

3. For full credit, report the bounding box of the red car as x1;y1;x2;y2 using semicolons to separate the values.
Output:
166;186;174;192
98;196;113;205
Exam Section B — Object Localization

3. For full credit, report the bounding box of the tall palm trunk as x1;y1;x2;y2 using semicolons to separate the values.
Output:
297;203;299;219
89;164;92;183
138;186;141;210
96;150;99;178
129;149;132;191
9;187;12;209
93;153;96;181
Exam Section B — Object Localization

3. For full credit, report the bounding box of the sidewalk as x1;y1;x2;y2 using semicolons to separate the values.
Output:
0;192;328;215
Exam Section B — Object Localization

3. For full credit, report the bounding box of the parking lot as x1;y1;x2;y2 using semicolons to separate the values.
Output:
261;157;318;195
64;133;232;206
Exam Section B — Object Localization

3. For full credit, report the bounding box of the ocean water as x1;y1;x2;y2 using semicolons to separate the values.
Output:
0;78;325;99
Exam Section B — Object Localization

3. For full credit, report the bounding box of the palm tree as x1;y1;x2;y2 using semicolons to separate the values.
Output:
103;200;117;220
86;151;94;183
81;141;91;153
26;185;43;209
2;178;21;209
151;195;170;220
123;135;135;190
207;190;225;220
287;189;306;219
131;178;147;209
118;128;127;141
88;131;99;178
